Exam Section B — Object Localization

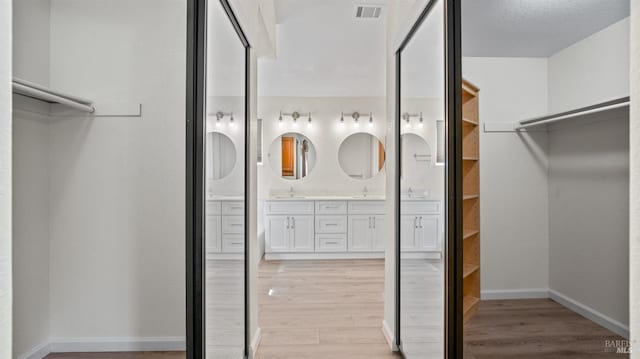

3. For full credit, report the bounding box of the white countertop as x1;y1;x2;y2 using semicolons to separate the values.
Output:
206;194;244;201
266;194;386;201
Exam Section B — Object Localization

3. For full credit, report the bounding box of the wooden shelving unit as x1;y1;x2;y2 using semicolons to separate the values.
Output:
462;79;480;323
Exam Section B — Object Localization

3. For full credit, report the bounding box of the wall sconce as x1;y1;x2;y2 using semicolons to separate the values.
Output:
280;111;312;127
402;112;423;129
215;111;233;127
341;111;374;127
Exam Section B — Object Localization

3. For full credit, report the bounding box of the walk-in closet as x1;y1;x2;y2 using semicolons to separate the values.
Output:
461;1;631;356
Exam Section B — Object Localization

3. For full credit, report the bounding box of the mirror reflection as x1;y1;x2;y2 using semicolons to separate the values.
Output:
268;133;317;180
399;0;445;358
206;132;236;181
401;133;431;187
338;133;385;180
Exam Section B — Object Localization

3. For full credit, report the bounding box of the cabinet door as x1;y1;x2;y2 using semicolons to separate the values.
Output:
348;215;372;252
400;215;418;251
266;215;289;253
372;215;387;252
290;215;314;252
206;215;222;253
416;215;439;251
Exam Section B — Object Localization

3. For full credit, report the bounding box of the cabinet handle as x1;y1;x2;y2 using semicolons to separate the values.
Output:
292;217;296;229
325;241;339;245
368;217;372;228
419;216;423;228
286;217;290;229
326;223;338;226
231;224;242;226
231;242;242;245
414;217;418;229
230;206;243;210
373;217;376;228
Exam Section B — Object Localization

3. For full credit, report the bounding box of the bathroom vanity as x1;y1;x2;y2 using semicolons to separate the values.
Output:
206;198;245;259
264;196;442;260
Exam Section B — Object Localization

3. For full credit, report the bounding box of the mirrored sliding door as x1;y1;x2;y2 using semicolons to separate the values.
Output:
397;0;452;357
187;0;250;358
204;1;248;358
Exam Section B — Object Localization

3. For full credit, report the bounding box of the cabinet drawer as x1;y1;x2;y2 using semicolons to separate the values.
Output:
316;234;347;252
348;200;386;215
315;216;347;233
206;201;221;215
222;216;244;234
315;201;347;215
264;201;314;215
401;201;441;214
222;235;244;253
222;201;244;215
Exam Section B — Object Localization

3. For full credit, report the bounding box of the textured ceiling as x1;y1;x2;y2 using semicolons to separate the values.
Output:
463;0;630;57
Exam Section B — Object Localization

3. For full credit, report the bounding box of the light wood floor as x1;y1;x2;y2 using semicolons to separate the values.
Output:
400;258;444;358
255;259;400;359
464;299;629;358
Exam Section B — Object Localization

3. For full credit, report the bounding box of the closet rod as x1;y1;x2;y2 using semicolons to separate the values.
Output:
516;97;629;130
12;78;95;113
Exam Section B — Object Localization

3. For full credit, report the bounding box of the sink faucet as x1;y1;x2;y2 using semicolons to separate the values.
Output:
363;186;368;197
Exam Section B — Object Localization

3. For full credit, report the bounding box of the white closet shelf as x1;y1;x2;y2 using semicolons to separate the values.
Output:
12;77;95;113
517;96;630;130
12;77;142;117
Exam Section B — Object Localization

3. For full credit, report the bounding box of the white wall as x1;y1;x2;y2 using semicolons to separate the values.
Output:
0;0;13;357
547;110;629;331
462;57;551;295
12;0;50;85
548;18;630;113
12;112;50;358
12;1;53;356
46;0;186;343
630;0;639;353
546;17;630;334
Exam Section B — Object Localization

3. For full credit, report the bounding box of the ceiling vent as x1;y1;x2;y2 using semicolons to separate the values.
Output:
355;5;382;19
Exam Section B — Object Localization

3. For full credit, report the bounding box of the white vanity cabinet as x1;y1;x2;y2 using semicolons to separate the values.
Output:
265;199;388;259
347;201;386;252
206;200;245;256
265;201;315;253
400;200;442;256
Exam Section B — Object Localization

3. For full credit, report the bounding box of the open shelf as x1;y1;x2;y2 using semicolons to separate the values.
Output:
463;263;479;279
462;78;480;324
12;77;95;113
518;96;629;129
463;295;480;323
463;229;479;239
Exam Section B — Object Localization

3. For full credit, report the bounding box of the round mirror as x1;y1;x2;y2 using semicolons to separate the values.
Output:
206;132;236;180
338;133;385;180
268;133;317;180
401;133;431;175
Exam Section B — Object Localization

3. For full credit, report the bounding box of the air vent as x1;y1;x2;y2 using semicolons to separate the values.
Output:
355;5;382;19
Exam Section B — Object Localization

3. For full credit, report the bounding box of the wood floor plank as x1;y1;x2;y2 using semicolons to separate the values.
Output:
464;299;629;358
256;259;400;358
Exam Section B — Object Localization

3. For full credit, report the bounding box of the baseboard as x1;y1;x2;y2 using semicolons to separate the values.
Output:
249;327;262;358
18;341;51;359
481;288;549;300
381;320;397;351
49;337;186;353
549;289;629;339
